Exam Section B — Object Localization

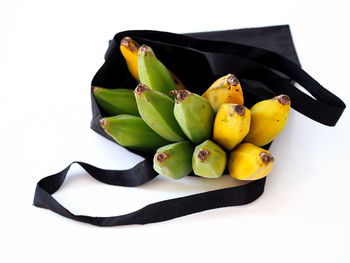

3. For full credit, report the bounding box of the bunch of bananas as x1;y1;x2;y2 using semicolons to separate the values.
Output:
93;37;291;181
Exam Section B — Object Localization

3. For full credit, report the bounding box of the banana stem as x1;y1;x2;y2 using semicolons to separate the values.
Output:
197;148;210;161
155;152;169;163
259;152;274;164
227;74;239;86
170;90;190;103
135;84;150;95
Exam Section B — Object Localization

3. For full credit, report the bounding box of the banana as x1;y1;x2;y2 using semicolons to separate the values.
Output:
100;114;170;152
244;94;291;146
134;84;186;142
138;44;177;96
192;140;226;178
228;143;274;180
120;37;186;90
120;37;140;81
202;74;244;112
171;90;214;144
92;86;139;116
213;104;251;151
153;141;194;179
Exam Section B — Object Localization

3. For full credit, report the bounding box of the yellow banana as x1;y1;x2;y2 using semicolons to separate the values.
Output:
202;74;244;112
244;94;291;146
120;37;140;82
120;37;185;90
213;104;251;151
228;143;274;181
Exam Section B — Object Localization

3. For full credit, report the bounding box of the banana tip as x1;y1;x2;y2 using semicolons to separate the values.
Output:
275;94;290;105
259;152;274;164
227;74;239;86
233;105;245;116
92;86;99;93
99;118;107;128
169;90;190;103
140;44;152;54
155;152;169;163
135;84;150;95
197;148;210;161
120;37;139;52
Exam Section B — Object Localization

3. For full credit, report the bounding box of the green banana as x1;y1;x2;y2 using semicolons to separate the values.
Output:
92;86;139;116
192;140;227;178
138;45;176;96
100;114;170;152
134;84;186;142
153;141;194;179
171;90;214;144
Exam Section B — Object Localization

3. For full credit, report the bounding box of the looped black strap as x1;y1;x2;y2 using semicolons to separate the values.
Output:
33;160;265;226
107;30;345;126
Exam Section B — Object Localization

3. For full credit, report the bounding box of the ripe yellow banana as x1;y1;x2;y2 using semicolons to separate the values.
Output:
244;94;291;146
120;37;140;82
120;37;185;90
213;104;251;151
202;74;244;112
228;143;274;181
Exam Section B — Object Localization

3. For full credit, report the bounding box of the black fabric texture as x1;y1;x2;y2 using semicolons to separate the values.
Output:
33;25;345;226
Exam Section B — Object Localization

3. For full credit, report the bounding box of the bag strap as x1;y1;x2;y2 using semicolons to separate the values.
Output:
33;160;265;226
107;30;345;126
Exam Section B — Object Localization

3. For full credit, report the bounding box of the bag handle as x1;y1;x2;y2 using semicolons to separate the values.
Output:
107;30;345;126
204;51;345;126
33;160;265;226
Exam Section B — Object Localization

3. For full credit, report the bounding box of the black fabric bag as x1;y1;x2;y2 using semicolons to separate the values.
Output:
33;25;345;226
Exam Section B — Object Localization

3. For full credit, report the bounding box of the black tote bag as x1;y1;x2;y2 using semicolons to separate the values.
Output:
33;25;345;226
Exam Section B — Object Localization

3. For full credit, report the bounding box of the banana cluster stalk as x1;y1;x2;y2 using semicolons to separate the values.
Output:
120;37;185;91
100;115;170;152
92;86;139;116
202;74;244;112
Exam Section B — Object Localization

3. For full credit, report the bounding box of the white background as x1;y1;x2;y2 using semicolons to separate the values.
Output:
1;0;349;262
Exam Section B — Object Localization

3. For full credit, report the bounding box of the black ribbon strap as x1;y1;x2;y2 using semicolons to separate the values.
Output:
33;161;265;226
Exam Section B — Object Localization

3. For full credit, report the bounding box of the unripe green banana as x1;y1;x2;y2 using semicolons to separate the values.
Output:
134;84;186;142
153;141;194;179
213;104;251;151
228;143;274;180
92;86;139;116
100;114;170;152
192;140;227;178
138;45;176;96
171;90;214;144
244;94;291;146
